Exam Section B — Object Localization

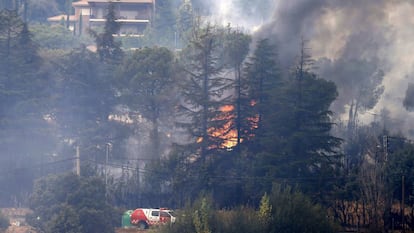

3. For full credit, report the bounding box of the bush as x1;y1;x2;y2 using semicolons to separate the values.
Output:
28;173;116;233
269;184;340;233
160;187;340;233
160;196;262;233
213;207;262;233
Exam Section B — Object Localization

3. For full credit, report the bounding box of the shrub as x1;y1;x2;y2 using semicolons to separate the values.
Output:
269;184;340;233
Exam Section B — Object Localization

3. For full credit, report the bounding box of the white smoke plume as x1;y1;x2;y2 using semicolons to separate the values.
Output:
205;0;275;32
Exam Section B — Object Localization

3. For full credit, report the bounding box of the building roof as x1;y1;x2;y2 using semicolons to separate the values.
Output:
72;1;89;7
72;0;154;7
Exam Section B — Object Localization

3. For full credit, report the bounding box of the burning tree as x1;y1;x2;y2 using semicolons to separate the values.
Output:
177;23;233;158
223;27;252;149
175;23;234;196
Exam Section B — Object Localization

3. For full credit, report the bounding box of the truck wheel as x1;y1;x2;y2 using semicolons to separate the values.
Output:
138;221;148;230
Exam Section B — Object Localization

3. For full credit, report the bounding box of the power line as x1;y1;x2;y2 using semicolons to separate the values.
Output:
0;155;409;186
0;157;78;175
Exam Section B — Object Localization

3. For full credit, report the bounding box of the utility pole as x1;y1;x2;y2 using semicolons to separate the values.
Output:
383;135;388;161
76;145;80;176
105;142;111;199
105;143;110;187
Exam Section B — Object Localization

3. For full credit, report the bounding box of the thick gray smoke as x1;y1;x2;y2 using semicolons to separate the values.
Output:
246;0;414;138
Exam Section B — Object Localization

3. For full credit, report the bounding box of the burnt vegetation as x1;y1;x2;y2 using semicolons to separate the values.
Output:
0;0;413;233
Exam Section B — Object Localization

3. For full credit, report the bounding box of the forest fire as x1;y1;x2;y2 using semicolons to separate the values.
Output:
209;105;238;149
196;105;238;149
197;103;260;150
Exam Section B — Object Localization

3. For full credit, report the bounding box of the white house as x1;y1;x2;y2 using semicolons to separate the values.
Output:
48;0;155;36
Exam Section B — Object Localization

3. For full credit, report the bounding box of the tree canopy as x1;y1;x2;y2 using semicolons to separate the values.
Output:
28;173;116;233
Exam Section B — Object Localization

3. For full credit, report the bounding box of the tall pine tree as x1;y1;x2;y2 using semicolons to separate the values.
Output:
89;2;123;62
178;23;233;157
176;23;232;196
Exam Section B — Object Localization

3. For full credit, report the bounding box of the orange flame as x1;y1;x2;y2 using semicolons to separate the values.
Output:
197;104;259;150
215;105;239;148
200;105;238;149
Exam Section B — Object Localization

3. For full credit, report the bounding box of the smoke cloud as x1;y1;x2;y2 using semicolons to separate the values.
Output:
216;0;414;138
205;0;275;32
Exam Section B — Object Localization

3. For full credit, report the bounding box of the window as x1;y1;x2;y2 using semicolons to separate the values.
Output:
160;212;171;218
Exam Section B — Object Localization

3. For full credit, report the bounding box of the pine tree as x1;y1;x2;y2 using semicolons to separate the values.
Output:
266;42;341;196
223;27;251;149
116;47;177;159
0;9;23;78
178;23;232;158
243;39;342;198
0;10;51;206
89;2;123;62
176;23;232;195
51;46;115;152
152;0;176;47
244;38;280;138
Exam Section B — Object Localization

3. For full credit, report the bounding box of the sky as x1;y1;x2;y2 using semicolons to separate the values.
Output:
210;0;414;138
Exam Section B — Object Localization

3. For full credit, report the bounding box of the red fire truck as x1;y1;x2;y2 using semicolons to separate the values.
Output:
128;208;176;229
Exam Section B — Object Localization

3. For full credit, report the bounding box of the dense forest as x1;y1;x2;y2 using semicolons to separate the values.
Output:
1;0;414;233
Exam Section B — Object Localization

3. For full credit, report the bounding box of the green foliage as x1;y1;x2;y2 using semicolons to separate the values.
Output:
212;207;261;233
26;0;59;22
161;187;338;233
90;2;123;62
223;28;251;148
178;23;232;158
245;38;279;122
160;198;261;233
30;23;92;49
258;193;272;228
385;142;414;203
152;0;177;48
0;0;15;10
0;9;24;75
193;198;211;233
116;46;177;161
0;9;55;205
48;205;82;233
223;27;251;69
269;184;339;233
0;10;44;112
244;39;342;198
116;47;176;121
28;173;116;233
51;45;116;148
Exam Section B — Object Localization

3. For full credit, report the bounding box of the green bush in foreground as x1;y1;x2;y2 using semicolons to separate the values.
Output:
160;185;339;233
269;184;339;233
